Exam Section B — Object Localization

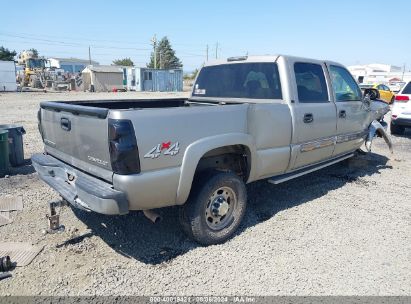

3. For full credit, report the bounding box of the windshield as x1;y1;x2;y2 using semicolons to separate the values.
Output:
27;59;46;69
193;63;282;99
402;82;411;94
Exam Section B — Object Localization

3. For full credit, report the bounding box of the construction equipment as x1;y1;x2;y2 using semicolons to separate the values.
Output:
16;50;70;90
17;50;47;88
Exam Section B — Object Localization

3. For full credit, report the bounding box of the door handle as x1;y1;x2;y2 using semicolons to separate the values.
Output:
339;110;346;118
60;117;71;131
303;113;314;123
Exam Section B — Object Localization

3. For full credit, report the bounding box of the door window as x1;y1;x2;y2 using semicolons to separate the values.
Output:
329;65;362;102
294;62;329;103
144;71;152;81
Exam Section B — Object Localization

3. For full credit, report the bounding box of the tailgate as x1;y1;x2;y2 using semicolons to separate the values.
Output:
39;102;113;182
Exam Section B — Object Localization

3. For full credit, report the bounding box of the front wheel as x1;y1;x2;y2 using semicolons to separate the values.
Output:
179;171;247;245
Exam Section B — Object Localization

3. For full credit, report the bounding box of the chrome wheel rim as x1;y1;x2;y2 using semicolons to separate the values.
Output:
205;186;237;230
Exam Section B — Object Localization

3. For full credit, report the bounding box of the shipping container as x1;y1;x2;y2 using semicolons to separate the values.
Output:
126;67;183;92
0;61;17;92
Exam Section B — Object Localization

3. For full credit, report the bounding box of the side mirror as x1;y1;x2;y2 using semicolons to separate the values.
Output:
363;88;380;100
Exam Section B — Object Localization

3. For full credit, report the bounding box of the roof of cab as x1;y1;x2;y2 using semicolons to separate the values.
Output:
203;54;343;67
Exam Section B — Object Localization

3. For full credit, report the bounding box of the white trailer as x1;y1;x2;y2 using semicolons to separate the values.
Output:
0;61;17;91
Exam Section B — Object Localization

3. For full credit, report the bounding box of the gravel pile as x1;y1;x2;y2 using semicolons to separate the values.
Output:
0;91;409;296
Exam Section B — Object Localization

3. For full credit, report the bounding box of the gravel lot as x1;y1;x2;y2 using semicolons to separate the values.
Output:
0;91;410;296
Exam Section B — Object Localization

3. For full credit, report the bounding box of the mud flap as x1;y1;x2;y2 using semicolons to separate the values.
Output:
365;120;393;153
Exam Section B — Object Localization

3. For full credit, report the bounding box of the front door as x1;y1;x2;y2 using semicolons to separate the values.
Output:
289;60;337;169
327;64;370;156
143;71;153;91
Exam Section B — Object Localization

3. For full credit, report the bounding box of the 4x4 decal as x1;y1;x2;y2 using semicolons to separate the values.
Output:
144;141;180;159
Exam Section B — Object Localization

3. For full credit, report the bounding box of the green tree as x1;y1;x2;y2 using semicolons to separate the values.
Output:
184;68;199;80
28;48;39;58
112;58;134;66
147;36;182;69
0;46;17;61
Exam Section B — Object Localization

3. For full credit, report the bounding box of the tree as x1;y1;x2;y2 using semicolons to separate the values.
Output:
28;48;39;58
147;36;182;69
0;46;17;61
184;68;199;80
112;58;134;66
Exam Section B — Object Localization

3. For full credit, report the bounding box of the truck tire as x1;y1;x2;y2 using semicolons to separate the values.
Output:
179;171;247;245
390;122;405;135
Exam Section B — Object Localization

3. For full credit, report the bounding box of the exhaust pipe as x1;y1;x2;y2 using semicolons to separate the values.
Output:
143;210;162;224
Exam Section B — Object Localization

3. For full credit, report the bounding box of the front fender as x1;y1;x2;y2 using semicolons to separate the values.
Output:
365;120;393;153
175;133;257;204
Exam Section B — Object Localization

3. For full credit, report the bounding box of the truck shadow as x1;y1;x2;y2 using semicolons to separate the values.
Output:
72;152;391;265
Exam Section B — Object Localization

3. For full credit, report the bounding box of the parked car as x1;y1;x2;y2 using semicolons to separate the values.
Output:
391;81;411;135
32;55;392;245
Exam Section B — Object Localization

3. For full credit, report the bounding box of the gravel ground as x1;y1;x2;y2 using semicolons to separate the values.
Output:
0;91;410;296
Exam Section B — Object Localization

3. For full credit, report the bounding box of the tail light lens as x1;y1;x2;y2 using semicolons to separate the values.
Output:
395;95;409;102
108;119;140;175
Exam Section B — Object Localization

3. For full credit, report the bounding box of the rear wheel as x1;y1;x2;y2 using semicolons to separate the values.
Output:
390;122;405;135
179;171;247;245
390;96;395;104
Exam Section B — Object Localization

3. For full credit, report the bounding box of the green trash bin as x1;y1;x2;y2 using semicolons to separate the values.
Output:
0;124;26;167
0;130;9;177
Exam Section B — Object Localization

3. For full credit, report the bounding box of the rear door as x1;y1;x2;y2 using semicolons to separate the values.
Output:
40;102;113;182
288;60;337;169
327;64;369;156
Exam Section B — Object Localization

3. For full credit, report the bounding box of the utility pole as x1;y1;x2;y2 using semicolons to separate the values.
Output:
215;42;219;59
88;46;91;65
159;52;162;69
402;63;406;81
151;34;157;69
206;44;209;62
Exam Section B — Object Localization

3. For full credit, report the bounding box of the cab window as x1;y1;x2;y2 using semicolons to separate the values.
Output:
192;63;282;99
294;62;329;103
329;65;362;102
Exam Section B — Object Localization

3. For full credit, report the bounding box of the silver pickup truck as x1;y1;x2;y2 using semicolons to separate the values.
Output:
33;55;392;245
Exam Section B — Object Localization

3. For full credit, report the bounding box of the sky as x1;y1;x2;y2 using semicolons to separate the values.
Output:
1;0;410;72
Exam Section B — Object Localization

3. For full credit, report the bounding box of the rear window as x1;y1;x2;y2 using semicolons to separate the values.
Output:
193;63;282;99
402;82;411;94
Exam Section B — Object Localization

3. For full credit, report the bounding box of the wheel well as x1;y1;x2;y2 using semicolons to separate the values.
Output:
195;145;251;181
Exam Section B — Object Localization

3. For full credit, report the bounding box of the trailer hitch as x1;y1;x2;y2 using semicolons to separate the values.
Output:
44;200;68;234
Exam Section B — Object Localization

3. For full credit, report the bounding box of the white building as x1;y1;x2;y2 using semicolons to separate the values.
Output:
48;57;99;73
348;63;411;85
0;60;17;91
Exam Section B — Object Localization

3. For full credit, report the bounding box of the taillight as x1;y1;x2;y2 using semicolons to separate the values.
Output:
37;109;44;141
108;119;140;174
395;95;409;102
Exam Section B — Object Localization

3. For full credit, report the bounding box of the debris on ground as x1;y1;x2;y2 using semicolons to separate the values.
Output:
0;196;23;227
0;196;23;211
0;242;43;267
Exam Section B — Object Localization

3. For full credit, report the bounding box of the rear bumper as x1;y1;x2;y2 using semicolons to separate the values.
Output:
32;153;128;215
391;117;411;127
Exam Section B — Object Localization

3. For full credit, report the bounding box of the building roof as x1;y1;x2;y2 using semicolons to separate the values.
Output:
49;57;99;65
84;65;124;73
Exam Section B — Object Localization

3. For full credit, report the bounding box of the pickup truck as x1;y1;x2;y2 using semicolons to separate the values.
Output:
32;55;392;245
